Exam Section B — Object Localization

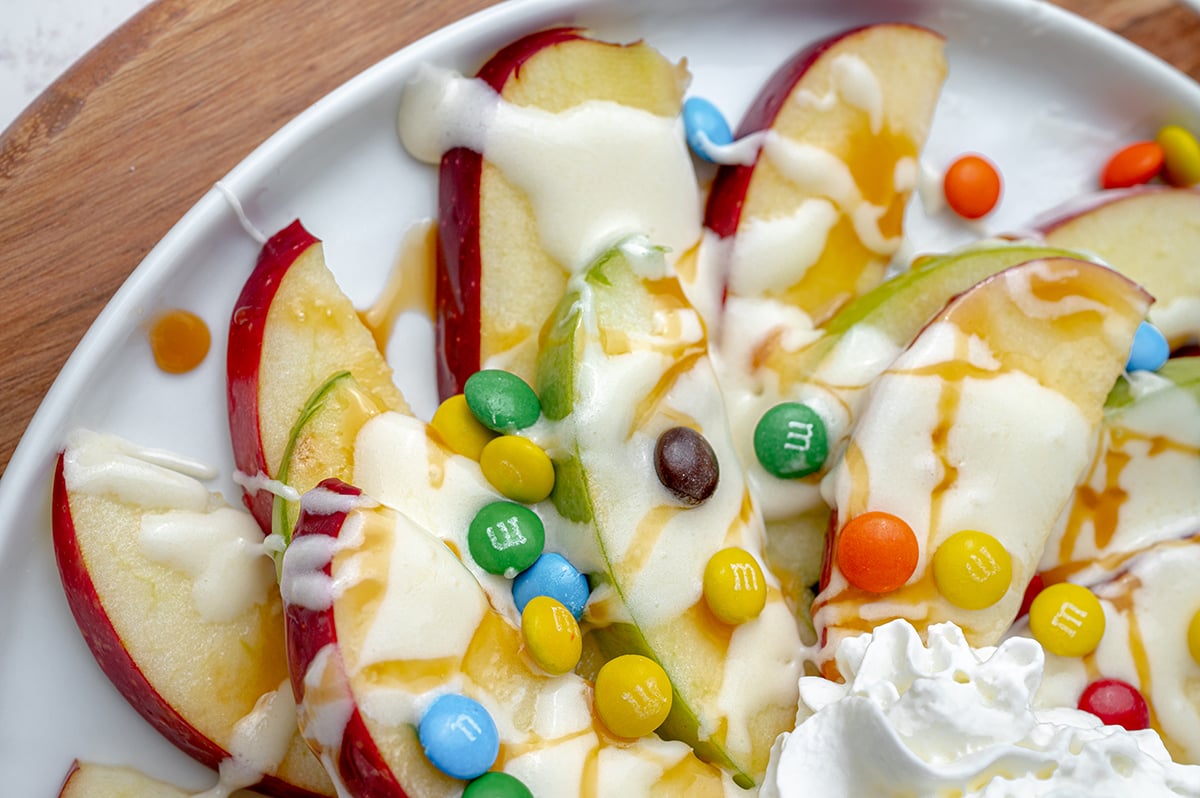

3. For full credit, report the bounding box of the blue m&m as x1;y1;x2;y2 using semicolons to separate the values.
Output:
512;552;590;619
1126;321;1169;373
418;694;499;781
683;97;734;163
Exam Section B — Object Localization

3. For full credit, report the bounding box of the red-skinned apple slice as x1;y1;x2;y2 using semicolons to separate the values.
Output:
434;28;690;396
811;258;1151;670
1037;187;1200;347
282;479;736;797
227;220;407;531
52;431;333;798
704;23;947;327
56;760;257;798
1018;532;1200;763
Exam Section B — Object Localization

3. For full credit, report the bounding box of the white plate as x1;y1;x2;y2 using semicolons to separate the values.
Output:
2;0;1200;793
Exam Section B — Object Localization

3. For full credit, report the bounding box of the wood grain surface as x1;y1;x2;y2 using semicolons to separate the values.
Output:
0;0;1197;474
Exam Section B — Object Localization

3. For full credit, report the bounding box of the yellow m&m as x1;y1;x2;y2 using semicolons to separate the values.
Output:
932;530;1012;610
431;394;496;460
1188;609;1200;666
521;596;582;676
703;547;767;625
594;655;672;739
1028;582;1105;658
479;435;555;504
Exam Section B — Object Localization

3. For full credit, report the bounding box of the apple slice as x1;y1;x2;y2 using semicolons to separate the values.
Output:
227;220;406;531
282;479;736;797
725;242;1090;523
1040;357;1200;585
272;370;388;545
811;258;1151;668
1021;534;1200;763
1038;187;1200;348
535;238;802;786
705;23;947;327
57;761;259;798
427;27;693;395
52;430;333;798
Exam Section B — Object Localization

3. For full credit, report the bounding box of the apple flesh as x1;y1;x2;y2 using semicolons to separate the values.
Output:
812;258;1151;667
52;432;333;797
1040;356;1200;584
535;239;801;786
435;28;690;396
272;370;387;545
1021;536;1200;764
705;23;947;327
57;761;208;798
227;220;406;531
282;479;735;797
1038;187;1200;348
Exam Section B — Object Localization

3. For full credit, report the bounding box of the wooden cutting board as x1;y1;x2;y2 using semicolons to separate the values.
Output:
0;0;1197;473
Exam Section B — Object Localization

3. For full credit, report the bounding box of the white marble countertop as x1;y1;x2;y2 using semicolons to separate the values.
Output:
1;0;152;133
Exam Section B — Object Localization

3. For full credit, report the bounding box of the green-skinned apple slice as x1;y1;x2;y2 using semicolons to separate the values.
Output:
535;238;802;786
704;23;946;327
1040;357;1200;584
811;257;1151;669
227;220;406;531
271;370;387;546
723;244;1089;640
1038;187;1200;347
52;430;333;797
430;27;692;395
729;242;1092;523
281;479;737;797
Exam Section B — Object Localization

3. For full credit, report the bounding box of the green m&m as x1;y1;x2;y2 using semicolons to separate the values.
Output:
463;771;534;798
464;369;542;432
753;402;828;479
468;501;545;577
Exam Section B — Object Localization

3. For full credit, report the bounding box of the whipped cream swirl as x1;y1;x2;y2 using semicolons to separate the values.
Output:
764;621;1200;797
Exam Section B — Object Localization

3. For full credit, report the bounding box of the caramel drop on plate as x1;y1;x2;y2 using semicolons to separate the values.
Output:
149;309;211;373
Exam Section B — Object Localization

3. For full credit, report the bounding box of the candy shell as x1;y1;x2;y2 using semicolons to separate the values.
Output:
418;694;499;781
468;501;545;577
512;552;590;619
465;369;542;432
1126;321;1169;373
683;96;734;162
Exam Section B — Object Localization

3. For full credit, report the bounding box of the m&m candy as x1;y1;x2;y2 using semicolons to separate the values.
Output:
512;552;590;619
1158;124;1200;186
1100;141;1164;189
703;547;767;625
464;369;542;432
432;394;497;460
479;435;555;504
753;402;829;479
1126;321;1169;373
1077;678;1149;731
1188;609;1200;666
943;154;1001;219
683;96;734;162
468;501;545;577
418;693;499;781
1028;582;1105;658
932;530;1012;610
521;595;582;675
594;654;673;738
836;511;919;594
655;426;719;505
463;772;534;798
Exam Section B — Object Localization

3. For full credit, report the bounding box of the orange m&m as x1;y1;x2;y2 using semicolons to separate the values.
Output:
1100;141;1164;189
943;154;1001;219
836;511;919;594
